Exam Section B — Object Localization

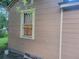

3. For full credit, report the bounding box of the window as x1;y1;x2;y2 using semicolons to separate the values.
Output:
20;8;35;40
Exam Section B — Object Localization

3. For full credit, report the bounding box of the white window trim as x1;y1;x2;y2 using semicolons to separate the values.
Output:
20;8;35;40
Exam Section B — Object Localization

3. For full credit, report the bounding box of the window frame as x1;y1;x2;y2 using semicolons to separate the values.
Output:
20;8;35;40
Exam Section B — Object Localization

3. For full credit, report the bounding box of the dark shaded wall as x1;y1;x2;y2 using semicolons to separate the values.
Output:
8;0;60;59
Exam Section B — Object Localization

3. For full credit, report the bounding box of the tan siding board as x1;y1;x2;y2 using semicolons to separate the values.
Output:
62;10;79;59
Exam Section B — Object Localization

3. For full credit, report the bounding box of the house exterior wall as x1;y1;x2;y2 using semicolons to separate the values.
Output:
62;10;79;59
8;0;60;59
8;0;79;59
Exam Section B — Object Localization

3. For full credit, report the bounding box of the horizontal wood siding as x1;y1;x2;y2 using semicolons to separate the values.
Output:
62;10;79;59
8;0;60;59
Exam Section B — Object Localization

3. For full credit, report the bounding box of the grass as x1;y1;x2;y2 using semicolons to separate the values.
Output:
0;36;8;49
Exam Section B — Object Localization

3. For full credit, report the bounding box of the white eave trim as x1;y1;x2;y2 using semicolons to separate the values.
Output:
59;2;79;8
